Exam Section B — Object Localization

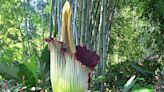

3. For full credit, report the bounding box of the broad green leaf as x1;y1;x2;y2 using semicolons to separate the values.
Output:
0;62;20;81
122;75;137;92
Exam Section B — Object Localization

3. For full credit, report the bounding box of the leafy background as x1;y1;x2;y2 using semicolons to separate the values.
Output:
0;0;164;92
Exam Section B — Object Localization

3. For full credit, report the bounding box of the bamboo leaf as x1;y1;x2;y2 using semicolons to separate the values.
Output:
130;63;147;76
122;75;137;92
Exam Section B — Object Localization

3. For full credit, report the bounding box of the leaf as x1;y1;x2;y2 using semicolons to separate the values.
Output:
130;63;147;76
96;75;105;82
0;62;20;81
131;84;154;92
122;75;137;92
23;55;38;81
39;45;50;69
17;63;33;81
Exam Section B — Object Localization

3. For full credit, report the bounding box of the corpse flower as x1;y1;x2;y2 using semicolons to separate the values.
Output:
44;1;100;92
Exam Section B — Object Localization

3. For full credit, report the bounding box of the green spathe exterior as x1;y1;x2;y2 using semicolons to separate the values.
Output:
48;39;89;92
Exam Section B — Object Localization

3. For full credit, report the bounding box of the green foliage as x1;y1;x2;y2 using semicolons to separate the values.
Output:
122;75;137;92
131;84;154;92
0;62;20;81
0;47;50;91
142;0;164;54
0;80;23;92
0;0;164;91
24;55;38;81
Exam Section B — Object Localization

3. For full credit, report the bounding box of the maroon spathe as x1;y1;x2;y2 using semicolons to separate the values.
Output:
75;46;100;70
44;38;100;70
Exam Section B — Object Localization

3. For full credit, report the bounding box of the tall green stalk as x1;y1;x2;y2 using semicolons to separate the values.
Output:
80;0;86;44
49;0;54;37
57;0;61;40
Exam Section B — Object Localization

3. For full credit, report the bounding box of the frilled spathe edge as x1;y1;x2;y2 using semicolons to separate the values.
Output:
75;46;100;70
44;38;100;70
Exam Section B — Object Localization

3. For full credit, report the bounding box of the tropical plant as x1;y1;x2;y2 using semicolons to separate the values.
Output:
44;1;100;91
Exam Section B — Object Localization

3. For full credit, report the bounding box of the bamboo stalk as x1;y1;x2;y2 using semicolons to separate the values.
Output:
71;0;75;36
49;0;54;38
57;0;61;40
84;0;89;45
100;0;107;91
77;0;83;44
87;0;94;49
72;0;78;45
92;1;101;51
53;0;57;37
80;0;86;44
97;0;103;90
105;0;117;61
